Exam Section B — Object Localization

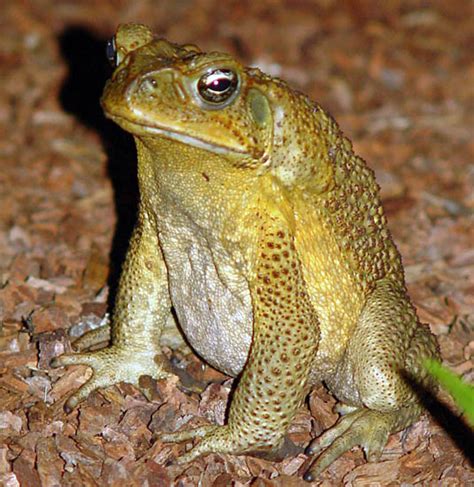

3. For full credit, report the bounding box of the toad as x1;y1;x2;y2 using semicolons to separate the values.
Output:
52;23;439;480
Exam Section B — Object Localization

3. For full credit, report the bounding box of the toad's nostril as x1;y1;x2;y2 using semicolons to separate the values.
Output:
139;76;158;92
111;66;129;83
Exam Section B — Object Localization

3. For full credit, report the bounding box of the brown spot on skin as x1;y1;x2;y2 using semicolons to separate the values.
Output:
201;172;210;182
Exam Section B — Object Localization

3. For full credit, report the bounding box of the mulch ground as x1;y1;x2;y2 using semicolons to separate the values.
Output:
0;1;473;485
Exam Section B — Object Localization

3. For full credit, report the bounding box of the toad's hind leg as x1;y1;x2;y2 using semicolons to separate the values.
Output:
305;280;439;481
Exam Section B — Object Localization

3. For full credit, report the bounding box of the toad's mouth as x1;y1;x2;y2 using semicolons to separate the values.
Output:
106;113;249;156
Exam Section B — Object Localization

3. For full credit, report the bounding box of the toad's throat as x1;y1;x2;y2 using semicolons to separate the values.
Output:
106;113;249;156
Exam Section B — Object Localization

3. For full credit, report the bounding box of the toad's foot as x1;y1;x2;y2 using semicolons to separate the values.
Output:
304;407;414;481
51;346;172;412
161;425;284;463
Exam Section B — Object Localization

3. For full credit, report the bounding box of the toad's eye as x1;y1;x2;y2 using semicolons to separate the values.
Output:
197;69;238;105
106;37;117;67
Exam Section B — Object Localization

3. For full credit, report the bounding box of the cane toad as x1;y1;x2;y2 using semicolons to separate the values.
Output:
53;23;439;479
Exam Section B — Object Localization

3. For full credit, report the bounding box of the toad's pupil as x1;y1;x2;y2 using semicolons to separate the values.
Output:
209;78;231;92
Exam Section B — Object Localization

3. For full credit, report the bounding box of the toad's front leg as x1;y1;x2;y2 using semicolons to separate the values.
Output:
51;210;174;411
161;214;320;461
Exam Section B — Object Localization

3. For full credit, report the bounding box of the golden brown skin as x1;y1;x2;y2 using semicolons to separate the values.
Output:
52;23;439;479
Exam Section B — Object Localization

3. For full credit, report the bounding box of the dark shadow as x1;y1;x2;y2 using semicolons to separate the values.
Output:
404;374;474;467
58;26;138;305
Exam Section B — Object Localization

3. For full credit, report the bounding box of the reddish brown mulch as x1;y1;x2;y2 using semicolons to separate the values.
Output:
0;1;472;485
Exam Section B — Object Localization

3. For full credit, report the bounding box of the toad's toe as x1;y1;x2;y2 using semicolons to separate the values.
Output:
51;346;172;412
304;408;401;481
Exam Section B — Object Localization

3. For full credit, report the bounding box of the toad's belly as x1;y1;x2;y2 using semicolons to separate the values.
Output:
158;223;253;378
